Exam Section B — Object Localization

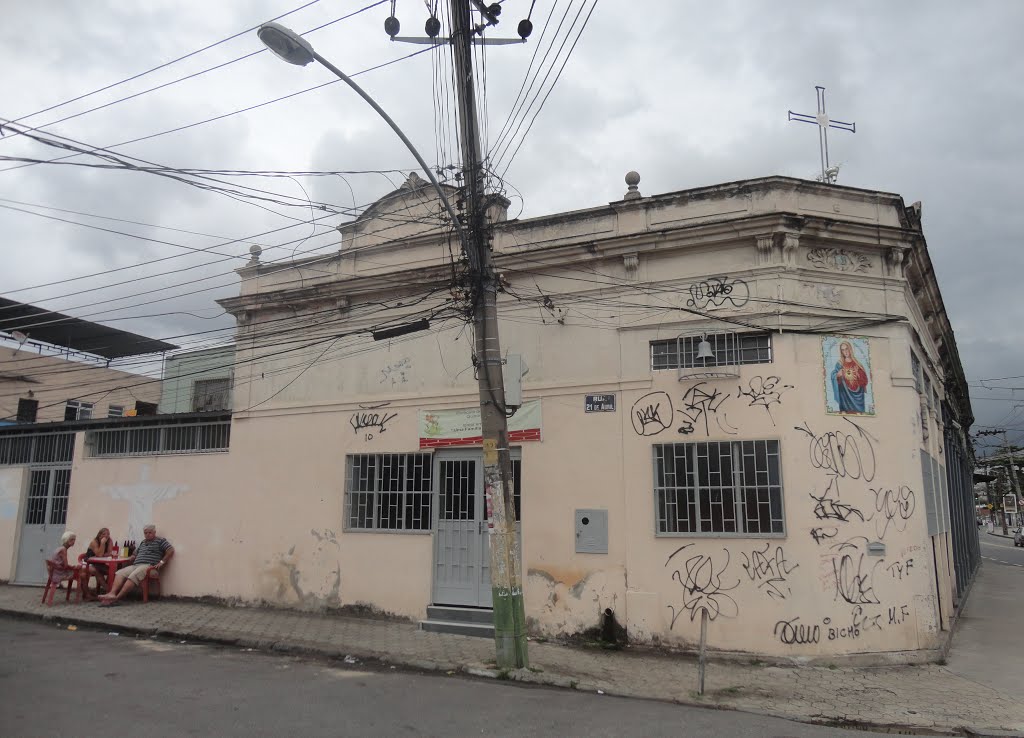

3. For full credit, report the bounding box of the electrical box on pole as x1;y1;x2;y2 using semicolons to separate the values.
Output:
503;354;528;410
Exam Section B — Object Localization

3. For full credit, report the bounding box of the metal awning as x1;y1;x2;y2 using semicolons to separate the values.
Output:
0;297;178;359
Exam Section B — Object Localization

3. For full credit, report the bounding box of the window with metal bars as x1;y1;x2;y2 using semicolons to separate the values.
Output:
49;469;71;525
0;432;74;466
86;421;230;457
345;453;433;531
650;333;772;370
192;378;231;412
654;440;784;536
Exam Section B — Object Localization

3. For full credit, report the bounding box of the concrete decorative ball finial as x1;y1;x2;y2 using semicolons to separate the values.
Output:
623;171;641;201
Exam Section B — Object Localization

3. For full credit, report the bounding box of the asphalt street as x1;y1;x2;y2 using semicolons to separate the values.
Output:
980;530;1024;568
0;618;884;738
943;533;1024;702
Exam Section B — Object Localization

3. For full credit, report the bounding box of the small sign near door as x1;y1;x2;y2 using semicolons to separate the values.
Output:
585;394;616;413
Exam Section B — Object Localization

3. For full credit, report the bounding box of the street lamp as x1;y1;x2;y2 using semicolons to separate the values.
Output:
259;13;527;670
257;22;466;248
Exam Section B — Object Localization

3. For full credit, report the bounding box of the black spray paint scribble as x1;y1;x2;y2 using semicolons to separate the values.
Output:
829;538;881;605
665;545;739;627
810;526;839;545
852;605;884;633
808;489;865;523
888;604;911;625
737;376;793;426
686;276;750;310
774;617;820;645
796;418;878;487
676;382;736;436
740;542;800;600
796;418;877;523
631;391;673;436
776;606;891;647
349;404;398;439
886;559;914;580
870;485;916;539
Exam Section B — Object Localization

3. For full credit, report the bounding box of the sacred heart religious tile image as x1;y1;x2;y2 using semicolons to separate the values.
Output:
822;335;875;416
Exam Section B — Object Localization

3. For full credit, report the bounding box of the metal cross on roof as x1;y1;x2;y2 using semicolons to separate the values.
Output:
788;86;856;184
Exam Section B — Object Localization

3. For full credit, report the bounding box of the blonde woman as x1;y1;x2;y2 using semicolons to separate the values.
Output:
85;527;114;594
46;531;83;595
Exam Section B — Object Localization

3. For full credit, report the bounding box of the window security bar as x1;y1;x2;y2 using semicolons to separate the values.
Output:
0;432;75;467
86;420;230;458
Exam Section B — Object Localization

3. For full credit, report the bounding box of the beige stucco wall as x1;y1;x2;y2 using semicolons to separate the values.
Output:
47;323;945;661
0;467;25;581
0;349;161;423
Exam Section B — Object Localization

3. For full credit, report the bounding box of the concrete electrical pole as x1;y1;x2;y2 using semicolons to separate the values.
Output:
256;2;529;671
1003;431;1021;533
448;0;528;669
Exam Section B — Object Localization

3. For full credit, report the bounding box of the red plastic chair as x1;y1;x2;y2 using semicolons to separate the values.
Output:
77;553;96;594
140;566;162;603
42;560;83;606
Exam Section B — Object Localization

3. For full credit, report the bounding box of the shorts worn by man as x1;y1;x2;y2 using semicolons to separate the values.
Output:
99;524;174;606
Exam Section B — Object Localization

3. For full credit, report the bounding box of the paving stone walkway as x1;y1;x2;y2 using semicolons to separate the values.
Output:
2;583;1020;736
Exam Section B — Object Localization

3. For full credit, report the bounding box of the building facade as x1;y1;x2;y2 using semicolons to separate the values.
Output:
0;175;977;662
158;345;235;414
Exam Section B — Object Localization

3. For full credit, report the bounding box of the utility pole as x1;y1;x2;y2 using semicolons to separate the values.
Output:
1003;431;1022;533
449;0;528;669
976;428;1022;534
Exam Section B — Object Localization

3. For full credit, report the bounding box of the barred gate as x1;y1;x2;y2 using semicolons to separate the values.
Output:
0;431;76;585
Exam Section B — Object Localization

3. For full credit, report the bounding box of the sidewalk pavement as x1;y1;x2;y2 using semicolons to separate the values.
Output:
1;582;1021;737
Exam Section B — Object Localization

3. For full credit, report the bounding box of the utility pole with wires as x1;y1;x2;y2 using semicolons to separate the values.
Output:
976;428;1022;533
259;0;531;671
1001;430;1022;533
448;0;528;669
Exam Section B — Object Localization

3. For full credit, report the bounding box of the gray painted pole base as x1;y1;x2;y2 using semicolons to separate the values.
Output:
492;587;529;669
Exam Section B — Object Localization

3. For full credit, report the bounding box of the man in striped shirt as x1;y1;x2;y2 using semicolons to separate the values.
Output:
99;524;173;606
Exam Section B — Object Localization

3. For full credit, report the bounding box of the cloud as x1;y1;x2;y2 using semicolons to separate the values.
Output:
0;0;1020;442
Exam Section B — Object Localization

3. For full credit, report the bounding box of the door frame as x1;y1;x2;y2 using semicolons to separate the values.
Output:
13;465;72;585
429;448;522;608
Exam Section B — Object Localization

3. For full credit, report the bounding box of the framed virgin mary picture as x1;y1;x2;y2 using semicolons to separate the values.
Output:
822;335;875;415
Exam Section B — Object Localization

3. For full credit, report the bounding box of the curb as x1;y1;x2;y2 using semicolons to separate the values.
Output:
1;604;1018;737
987;531;1015;540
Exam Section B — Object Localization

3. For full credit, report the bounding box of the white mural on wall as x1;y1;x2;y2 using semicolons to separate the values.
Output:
101;465;189;540
0;468;23;520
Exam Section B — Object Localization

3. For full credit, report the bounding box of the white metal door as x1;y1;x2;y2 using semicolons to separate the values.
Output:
432;452;491;607
14;468;71;585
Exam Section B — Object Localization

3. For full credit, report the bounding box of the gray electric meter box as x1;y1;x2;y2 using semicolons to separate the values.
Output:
575;509;608;554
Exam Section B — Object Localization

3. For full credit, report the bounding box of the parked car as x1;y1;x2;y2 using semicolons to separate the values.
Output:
1014;526;1024;547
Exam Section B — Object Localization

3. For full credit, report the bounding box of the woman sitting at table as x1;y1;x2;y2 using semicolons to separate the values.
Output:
47;531;86;597
84;527;114;595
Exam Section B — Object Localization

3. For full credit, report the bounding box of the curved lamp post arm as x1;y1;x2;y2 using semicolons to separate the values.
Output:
257;22;466;252
308;51;467;246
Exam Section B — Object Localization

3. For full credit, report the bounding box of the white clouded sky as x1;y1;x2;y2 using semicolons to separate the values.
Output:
0;0;1021;446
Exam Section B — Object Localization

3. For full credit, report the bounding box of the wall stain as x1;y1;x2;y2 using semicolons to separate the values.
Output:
527;566;590;596
526;567;622;639
260;530;341;610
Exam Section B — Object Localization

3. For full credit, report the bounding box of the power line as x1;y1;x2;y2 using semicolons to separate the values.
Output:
0;292;460;411
0;2;388;152
496;0;597;177
2;0;327;128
